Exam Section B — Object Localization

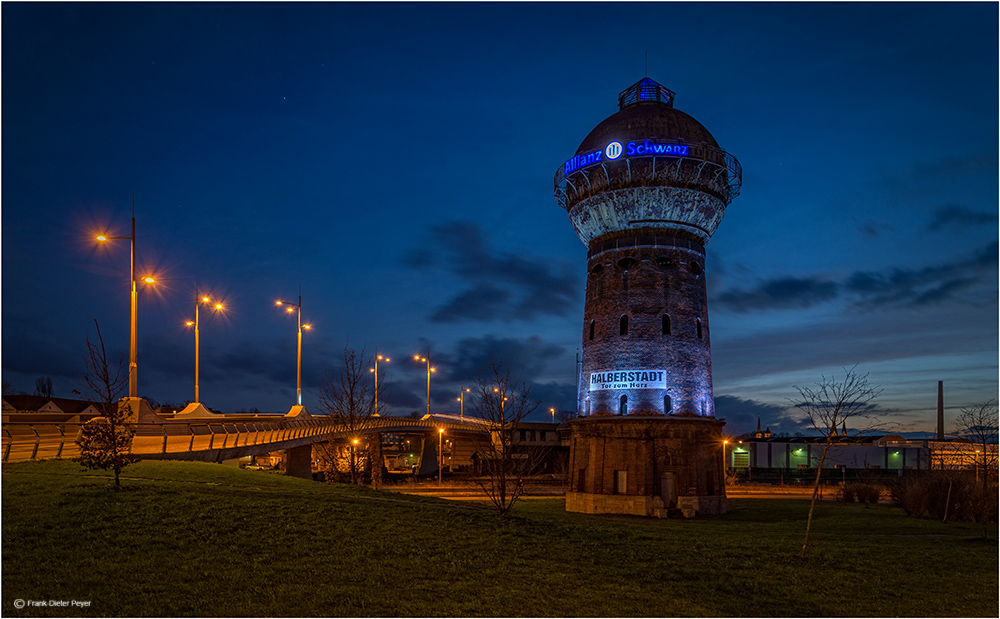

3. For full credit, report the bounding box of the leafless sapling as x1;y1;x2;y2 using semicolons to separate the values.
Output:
74;319;139;489
791;365;882;558
469;359;545;518
952;400;998;538
952;400;999;488
314;345;389;485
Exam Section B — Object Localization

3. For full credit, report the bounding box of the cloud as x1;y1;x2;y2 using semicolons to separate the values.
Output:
405;220;581;323
714;395;800;436
373;334;576;416
926;204;999;231
443;334;568;385
714;276;839;312
714;241;997;313
858;220;894;238
844;241;997;309
429;283;512;322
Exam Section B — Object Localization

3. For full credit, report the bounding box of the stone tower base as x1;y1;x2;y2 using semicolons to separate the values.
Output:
566;415;727;517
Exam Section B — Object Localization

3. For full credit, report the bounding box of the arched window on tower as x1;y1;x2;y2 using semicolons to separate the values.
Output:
619;394;628;416
585;397;591;416
696;317;703;339
620;314;629;336
589;320;595;341
664;394;672;413
662;314;671;335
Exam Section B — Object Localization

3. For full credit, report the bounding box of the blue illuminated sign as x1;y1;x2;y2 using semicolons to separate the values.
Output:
563;139;690;175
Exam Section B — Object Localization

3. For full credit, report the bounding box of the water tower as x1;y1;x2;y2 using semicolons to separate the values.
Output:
555;77;741;516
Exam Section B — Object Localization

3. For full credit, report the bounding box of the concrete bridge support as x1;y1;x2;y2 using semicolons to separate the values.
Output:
285;444;313;479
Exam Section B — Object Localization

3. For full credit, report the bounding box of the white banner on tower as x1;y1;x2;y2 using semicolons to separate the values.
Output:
589;370;667;391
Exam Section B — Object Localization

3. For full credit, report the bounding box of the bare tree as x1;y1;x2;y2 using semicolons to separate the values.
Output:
33;376;54;398
314;346;388;485
555;409;577;424
952;400;998;488
951;400;998;539
75;319;139;489
470;359;544;518
791;366;882;558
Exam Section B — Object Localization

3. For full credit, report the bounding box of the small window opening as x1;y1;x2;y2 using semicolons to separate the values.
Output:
662;314;671;335
619;394;628;416
614;470;627;495
620;314;629;336
589;320;595;340
696;317;703;339
664;394;672;413
618;257;637;270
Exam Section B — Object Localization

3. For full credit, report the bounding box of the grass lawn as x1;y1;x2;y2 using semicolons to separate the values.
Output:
3;460;997;617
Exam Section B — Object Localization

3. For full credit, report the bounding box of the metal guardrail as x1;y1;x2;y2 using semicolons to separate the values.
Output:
2;418;336;463
1;416;490;463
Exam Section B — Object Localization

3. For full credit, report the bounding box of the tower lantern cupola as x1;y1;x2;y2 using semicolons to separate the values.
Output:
617;77;675;109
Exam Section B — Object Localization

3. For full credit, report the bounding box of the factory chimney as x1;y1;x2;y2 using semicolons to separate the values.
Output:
936;381;944;440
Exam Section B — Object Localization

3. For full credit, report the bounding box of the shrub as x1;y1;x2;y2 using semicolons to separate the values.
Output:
889;472;998;524
839;483;855;503
840;482;882;504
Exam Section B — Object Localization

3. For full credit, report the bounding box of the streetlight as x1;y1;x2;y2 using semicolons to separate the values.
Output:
438;427;444;485
351;438;360;483
414;354;436;416
184;293;224;403
276;294;311;406
494;387;507;414
456;387;471;422
722;438;729;478
369;353;390;414
95;202;155;399
550;407;556;423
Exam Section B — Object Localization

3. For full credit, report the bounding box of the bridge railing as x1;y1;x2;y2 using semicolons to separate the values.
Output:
2;417;346;463
2;415;488;463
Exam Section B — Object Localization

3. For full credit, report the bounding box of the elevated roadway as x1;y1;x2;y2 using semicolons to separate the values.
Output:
2;411;486;466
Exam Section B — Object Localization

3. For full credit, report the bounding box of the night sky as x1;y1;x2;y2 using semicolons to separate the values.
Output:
3;3;996;436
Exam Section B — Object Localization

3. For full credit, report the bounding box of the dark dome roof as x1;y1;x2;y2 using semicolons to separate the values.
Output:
576;102;720;155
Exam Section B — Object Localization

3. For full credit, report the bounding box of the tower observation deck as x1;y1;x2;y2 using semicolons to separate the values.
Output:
557;77;741;517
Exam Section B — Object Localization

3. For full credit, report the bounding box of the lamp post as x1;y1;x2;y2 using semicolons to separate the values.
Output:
493;388;507;414
276;294;311;406
550;407;556;423
369;353;390;414
438;427;444;485
722;438;729;478
95;204;155;399
185;293;224;403
351;438;359;484
414;354;435;416
457;387;470;422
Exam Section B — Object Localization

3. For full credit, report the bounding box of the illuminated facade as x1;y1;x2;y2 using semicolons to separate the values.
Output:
556;78;741;516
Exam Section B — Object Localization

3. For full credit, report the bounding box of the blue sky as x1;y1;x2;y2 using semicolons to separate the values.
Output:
3;2;996;436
